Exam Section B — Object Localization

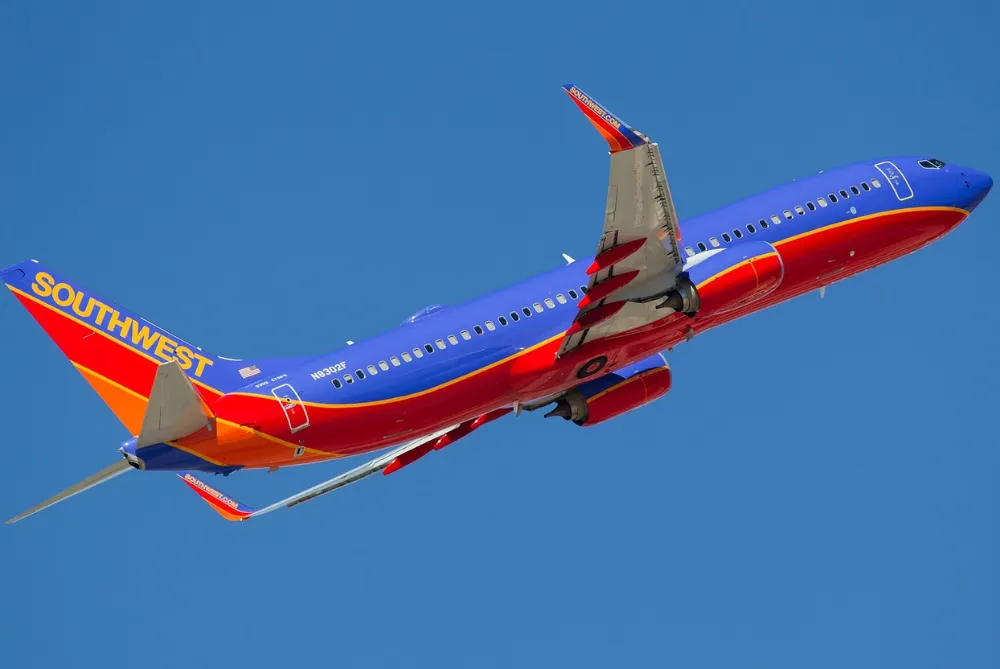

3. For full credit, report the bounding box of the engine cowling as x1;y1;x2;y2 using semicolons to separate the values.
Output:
683;241;784;317
544;353;672;427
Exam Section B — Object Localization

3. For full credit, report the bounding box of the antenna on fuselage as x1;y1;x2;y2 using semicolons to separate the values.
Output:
562;253;575;264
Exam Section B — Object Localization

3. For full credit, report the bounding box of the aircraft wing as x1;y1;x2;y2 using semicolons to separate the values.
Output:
178;408;512;521
559;85;684;356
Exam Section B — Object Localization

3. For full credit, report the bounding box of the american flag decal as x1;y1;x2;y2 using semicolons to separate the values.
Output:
238;364;261;379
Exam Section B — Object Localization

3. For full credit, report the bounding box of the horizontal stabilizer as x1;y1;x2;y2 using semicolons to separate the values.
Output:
138;360;213;448
5;460;131;524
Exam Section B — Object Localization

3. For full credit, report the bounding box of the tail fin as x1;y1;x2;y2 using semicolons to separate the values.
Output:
2;259;273;433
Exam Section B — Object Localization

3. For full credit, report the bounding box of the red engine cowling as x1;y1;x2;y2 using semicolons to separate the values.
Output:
543;353;672;427
684;241;784;317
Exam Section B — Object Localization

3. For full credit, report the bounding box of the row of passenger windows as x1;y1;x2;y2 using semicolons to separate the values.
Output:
329;285;588;389
683;177;884;256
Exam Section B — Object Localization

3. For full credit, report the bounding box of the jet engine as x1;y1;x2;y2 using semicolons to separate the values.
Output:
656;241;784;318
542;353;671;427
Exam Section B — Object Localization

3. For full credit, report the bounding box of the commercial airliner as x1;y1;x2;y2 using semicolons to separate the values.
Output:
3;85;992;523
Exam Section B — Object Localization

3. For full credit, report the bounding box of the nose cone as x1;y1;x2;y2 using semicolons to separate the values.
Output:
953;166;993;212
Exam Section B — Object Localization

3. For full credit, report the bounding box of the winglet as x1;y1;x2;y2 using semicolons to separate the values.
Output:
177;472;255;521
562;84;648;153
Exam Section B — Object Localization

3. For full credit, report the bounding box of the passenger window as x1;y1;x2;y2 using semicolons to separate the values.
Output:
697;242;707;251
424;344;434;353
485;320;496;331
850;185;860;195
355;369;365;379
817;197;828;207
498;316;508;326
412;347;423;358
510;311;520;322
806;202;816;211
771;214;781;224
522;307;531;317
332;378;342;389
367;364;377;375
545;298;556;309
709;237;720;247
435;339;446;350
829;193;838;202
460;330;471;340
733;228;743;239
556;294;567;304
448;334;459;345
747;224;757;233
840;189;849;198
390;356;401;366
344;374;354;384
871;178;882;188
861;182;871;191
378;361;389;371
758;218;768;229
783;210;793;220
474;325;484;335
794;206;804;216
402;351;414;362
568;290;579;300
684;246;695;257
722;232;732;242
580;285;588;294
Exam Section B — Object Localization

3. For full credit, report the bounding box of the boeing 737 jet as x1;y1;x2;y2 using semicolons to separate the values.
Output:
3;85;992;523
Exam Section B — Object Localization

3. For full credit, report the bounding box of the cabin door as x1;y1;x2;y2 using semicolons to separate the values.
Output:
271;383;310;434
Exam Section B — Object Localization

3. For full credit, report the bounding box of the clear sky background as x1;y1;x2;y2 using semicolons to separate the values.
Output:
1;2;997;667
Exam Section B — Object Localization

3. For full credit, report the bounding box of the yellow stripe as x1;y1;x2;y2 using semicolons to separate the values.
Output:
694;206;968;289
214;416;336;458
695;252;776;289
228;332;568;409
773;205;967;248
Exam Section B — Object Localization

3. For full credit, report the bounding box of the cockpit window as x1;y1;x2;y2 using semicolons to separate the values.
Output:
919;158;946;169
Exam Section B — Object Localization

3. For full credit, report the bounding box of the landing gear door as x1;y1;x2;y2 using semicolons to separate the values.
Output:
271;383;310;433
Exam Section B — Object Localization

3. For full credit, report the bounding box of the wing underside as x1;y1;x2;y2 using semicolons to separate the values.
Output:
178;408;512;521
559;85;684;356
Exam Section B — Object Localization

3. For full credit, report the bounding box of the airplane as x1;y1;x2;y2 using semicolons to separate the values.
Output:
3;84;992;524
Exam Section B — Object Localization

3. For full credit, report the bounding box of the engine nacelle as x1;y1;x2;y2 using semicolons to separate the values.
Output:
544;353;672;427
684;241;784;317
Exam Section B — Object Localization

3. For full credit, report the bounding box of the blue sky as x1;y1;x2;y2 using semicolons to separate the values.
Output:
1;2;998;667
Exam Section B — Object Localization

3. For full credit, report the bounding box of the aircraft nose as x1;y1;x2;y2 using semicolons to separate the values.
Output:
955;167;993;211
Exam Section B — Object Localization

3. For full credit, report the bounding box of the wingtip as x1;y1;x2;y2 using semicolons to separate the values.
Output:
178;472;255;521
562;84;647;153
